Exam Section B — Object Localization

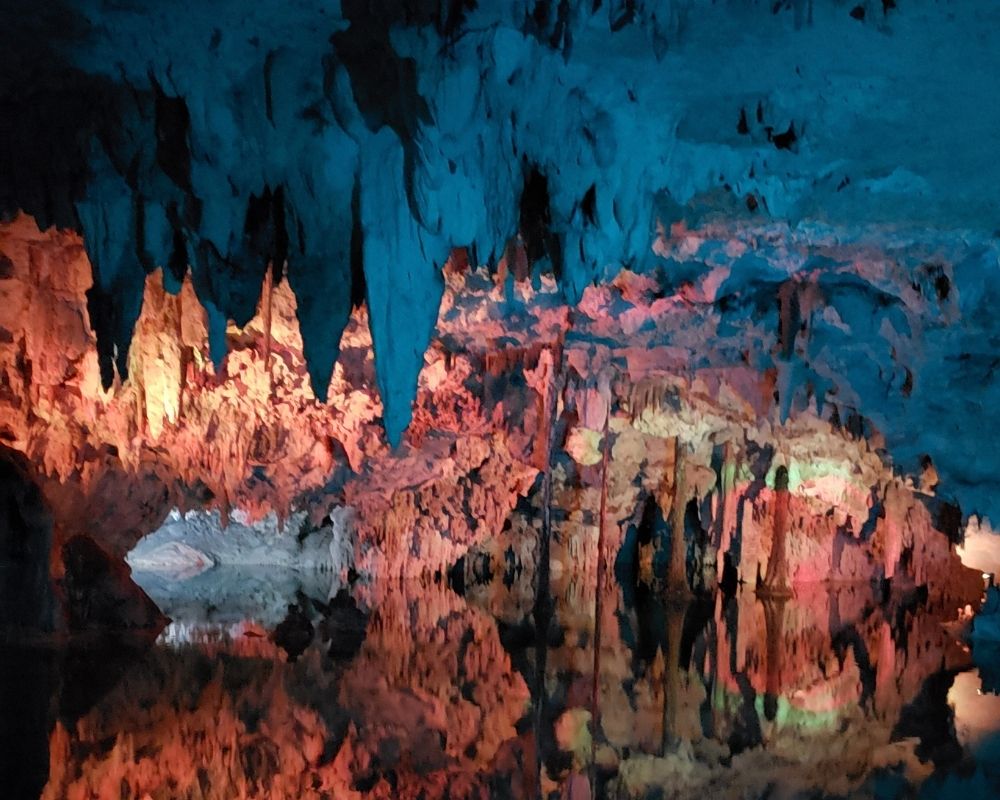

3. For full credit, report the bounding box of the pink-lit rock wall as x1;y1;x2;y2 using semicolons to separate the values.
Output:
0;212;984;595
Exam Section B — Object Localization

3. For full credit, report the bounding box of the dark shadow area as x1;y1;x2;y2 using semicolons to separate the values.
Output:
0;446;54;631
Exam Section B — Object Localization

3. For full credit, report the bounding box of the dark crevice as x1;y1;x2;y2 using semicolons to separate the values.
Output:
580;184;597;226
166;206;189;289
331;12;430;140
242;184;288;283
769;121;797;151
737;107;749;135
610;0;636;32
350;175;366;310
150;75;193;192
518;164;563;280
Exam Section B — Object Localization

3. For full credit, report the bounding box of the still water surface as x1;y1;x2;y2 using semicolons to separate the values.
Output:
5;568;1000;800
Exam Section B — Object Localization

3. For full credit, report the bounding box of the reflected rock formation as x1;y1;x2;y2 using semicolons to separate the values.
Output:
31;573;988;799
40;582;531;800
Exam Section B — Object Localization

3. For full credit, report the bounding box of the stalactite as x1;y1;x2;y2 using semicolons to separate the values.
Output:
777;281;799;361
628;378;672;423
484;341;547;377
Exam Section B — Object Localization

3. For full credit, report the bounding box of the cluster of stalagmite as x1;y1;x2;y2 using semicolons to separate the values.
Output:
0;214;375;521
0;215;537;573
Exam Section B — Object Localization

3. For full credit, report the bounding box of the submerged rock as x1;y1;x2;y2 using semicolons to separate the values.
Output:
127;540;216;579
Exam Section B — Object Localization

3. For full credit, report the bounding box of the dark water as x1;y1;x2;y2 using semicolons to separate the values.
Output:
4;569;1000;800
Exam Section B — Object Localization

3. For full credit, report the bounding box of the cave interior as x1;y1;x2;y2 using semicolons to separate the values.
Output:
2;1;1000;798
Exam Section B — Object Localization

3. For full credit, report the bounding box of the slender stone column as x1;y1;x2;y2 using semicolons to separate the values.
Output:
667;437;691;597
762;465;791;596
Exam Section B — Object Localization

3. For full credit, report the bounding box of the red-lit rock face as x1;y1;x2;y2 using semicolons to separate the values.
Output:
0;212;983;596
0;214;375;533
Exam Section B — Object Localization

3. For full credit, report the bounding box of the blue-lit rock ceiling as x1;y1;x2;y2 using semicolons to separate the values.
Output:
3;1;999;451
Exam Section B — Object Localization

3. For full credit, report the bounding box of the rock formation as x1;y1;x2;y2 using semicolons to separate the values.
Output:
0;210;992;595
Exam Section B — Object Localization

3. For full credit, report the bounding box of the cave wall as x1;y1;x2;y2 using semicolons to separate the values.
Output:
1;210;994;586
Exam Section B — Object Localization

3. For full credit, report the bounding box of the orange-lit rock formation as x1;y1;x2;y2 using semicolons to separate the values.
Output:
2;207;991;799
0;212;985;597
0;214;536;577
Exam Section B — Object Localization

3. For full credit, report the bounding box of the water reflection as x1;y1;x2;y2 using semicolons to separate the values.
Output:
20;569;999;799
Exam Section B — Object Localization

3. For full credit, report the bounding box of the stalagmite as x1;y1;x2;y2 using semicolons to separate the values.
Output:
590;408;612;788
761;465;792;596
883;481;907;582
761;596;787;724
874;620;896;720
261;265;274;395
715;442;738;580
667;438;690;596
661;599;686;755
